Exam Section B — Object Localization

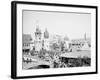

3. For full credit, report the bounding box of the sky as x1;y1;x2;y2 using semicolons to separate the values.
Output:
23;10;91;40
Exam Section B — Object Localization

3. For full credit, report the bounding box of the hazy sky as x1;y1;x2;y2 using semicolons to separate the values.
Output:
23;10;91;39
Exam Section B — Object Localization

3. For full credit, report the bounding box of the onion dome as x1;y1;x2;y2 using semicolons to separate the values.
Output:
44;28;49;38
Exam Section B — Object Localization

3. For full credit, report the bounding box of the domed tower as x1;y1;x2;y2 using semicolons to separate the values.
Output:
34;26;42;52
43;28;50;51
35;26;41;40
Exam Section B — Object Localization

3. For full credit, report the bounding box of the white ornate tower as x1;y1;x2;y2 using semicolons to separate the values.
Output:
34;25;42;52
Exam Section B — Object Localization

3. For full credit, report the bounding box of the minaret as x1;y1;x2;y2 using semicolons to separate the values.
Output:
84;33;86;40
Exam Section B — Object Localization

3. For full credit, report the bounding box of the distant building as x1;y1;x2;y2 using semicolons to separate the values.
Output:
70;34;91;51
49;35;63;51
23;34;34;53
